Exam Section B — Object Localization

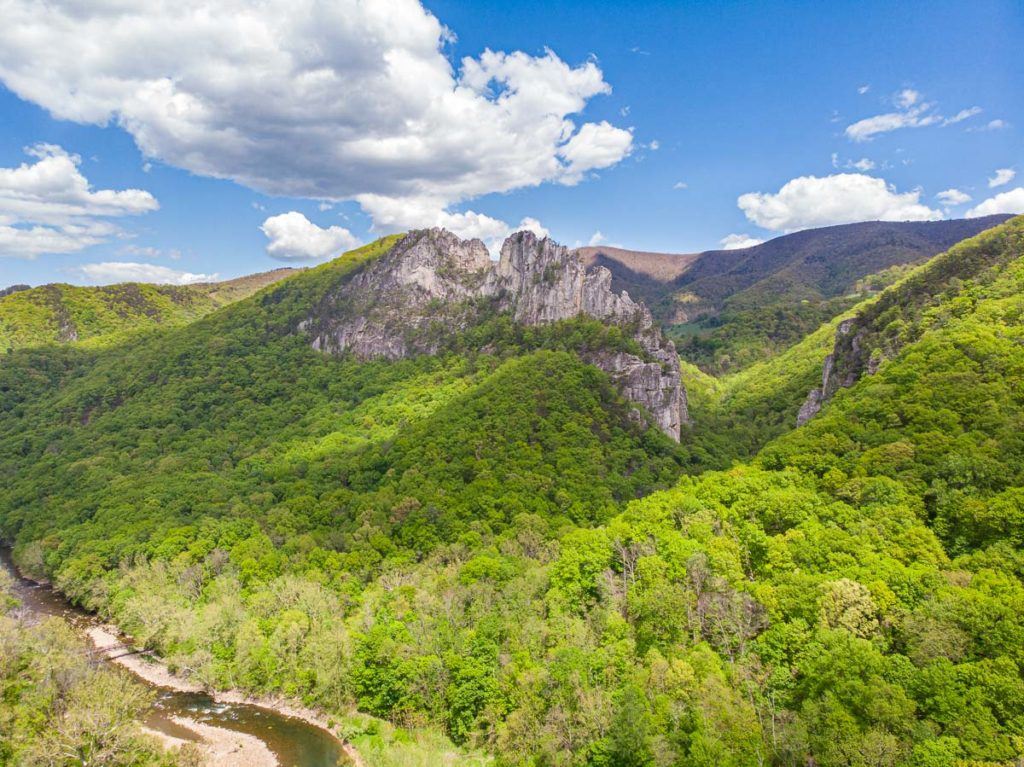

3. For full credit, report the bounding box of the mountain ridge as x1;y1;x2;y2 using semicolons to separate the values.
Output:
0;267;299;352
304;227;688;439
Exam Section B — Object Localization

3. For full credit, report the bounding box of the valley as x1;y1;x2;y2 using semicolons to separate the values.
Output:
1;214;1022;766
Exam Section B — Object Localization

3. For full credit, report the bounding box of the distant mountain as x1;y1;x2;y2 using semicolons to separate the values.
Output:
576;245;701;310
583;216;1013;323
581;216;1013;373
0;268;297;352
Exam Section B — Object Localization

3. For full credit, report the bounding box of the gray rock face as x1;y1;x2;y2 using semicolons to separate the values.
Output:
796;318;869;426
304;228;689;440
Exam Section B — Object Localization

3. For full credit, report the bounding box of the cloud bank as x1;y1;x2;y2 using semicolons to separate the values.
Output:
73;262;217;285
0;0;632;236
738;174;943;232
0;144;158;258
966;188;1024;218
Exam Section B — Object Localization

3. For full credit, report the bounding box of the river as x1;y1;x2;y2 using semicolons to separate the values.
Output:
0;549;350;767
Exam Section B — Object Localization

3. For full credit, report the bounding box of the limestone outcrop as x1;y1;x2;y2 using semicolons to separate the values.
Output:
303;228;689;440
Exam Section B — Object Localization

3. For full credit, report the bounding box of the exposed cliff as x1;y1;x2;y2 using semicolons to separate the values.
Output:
303;228;688;440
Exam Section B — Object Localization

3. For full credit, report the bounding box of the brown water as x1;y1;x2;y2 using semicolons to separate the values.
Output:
0;550;349;767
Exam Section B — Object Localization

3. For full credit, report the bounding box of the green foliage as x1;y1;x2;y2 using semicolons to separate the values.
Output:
0;577;185;766
0;268;296;352
2;219;1024;767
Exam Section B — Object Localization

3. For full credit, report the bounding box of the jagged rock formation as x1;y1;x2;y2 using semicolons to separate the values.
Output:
304;228;688;440
797;319;853;425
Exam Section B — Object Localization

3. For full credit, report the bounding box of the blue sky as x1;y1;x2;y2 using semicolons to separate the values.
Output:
0;0;1021;287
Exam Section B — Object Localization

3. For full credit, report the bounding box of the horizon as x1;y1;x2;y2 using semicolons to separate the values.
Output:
3;212;1018;290
0;0;1021;288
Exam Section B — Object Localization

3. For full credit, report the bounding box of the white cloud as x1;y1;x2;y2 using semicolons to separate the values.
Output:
513;217;549;239
647;140;660;151
719;233;764;250
335;194;549;255
588;230;606;246
896;89;920;108
673;181;688;190
0;1;632;230
738;173;943;232
0;144;158;258
844;89;979;142
260;212;361;262
988;168;1016;188
119;245;162;259
966;187;1024;218
73;262;217;285
558;121;634;184
833;154;876;171
943;106;982;125
858;85;871;95
978;119;1008;131
845;103;941;142
936;188;971;206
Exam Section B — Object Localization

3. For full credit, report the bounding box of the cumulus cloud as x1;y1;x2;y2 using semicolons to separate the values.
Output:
988;168;1016;188
673;181;688;190
515;217;549;239
966;188;1024;218
719;233;765;250
260;212;361;262
0;0;632;231
737;173;943;232
588;231;607;246
73;262;217;285
936;188;971;206
844;89;980;142
858;85;871;95
0;144;158;258
558;121;635;184
352;193;547;254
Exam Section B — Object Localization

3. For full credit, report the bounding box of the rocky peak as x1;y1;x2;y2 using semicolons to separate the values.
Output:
303;228;689;440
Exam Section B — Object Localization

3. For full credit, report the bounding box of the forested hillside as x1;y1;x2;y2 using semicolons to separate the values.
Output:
0;268;296;352
1;217;1022;766
583;216;1011;374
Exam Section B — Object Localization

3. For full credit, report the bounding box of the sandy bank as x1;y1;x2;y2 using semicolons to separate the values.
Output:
143;717;277;767
87;625;204;692
88;624;364;766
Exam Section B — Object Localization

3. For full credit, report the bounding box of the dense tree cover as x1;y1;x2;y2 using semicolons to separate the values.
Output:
0;268;296;352
670;290;866;376
763;220;1024;562
1;219;1023;766
664;216;1012;375
0;570;192;766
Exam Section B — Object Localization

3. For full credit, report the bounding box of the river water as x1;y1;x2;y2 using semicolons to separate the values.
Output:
0;550;348;767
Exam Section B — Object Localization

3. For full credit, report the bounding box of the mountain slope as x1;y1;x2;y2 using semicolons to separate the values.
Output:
2;221;1024;767
762;215;1024;555
0;268;297;352
685;215;1024;470
582;216;1012;373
